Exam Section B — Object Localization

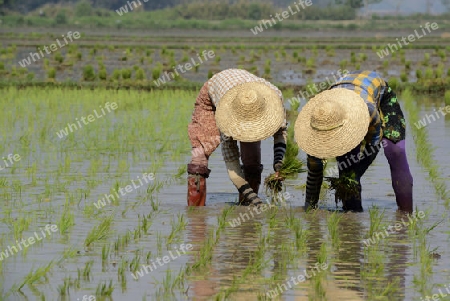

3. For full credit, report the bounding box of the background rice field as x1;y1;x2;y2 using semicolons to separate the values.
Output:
0;86;449;301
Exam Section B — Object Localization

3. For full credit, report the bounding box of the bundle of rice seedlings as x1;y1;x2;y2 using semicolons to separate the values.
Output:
264;126;306;202
325;172;360;205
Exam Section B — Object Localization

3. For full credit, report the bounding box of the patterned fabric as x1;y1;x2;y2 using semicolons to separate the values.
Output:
305;71;407;205
273;126;287;168
379;86;406;142
208;68;283;106
329;70;387;146
221;133;240;163
188;82;221;158
305;155;324;205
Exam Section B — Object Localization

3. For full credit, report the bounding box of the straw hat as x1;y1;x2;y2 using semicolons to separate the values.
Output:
215;82;285;142
294;88;370;158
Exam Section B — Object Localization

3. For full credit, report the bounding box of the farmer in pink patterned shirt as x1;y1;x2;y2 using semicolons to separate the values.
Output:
187;69;287;206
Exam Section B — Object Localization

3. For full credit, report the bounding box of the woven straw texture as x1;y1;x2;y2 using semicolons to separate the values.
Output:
215;82;285;142
295;88;370;158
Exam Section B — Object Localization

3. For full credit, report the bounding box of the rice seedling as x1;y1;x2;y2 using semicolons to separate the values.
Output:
400;72;408;82
339;59;348;70
166;213;187;246
82;260;94;281
445;90;450;106
423;53;430;66
306;57;315;69
424;68;434;79
57;277;71;297
84;215;113;247
191;228;218;272
416;69;422;80
102;243;111;267
95;280;114;297
129;252;141;274
16;261;54;291
292;220;308;251
58;199;75;235
11;216;31;241
59;246;78;262
367;206;385;237
326;211;342;249
411;216;436;296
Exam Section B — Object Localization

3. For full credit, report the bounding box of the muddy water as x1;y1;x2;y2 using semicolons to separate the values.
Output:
1;95;449;301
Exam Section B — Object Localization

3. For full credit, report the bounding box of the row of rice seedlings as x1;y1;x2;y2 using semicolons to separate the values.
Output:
187;207;232;274
214;221;267;300
262;209;311;299
367;206;386;237
402;89;449;205
409;214;436;297
361;208;400;299
326;211;342;250
117;257;128;291
243;226;269;276
282;208;309;251
309;242;329;300
58;199;75;236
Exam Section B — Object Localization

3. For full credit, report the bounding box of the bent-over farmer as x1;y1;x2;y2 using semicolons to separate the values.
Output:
187;68;287;206
295;70;413;212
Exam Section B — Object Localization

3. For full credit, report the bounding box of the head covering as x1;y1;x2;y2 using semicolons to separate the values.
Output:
215;82;285;142
294;88;370;158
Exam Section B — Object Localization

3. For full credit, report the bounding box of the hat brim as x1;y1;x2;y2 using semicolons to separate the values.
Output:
294;88;370;158
215;82;285;142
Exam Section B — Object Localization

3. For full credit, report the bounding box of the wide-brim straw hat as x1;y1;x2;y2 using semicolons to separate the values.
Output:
294;88;370;158
215;82;285;142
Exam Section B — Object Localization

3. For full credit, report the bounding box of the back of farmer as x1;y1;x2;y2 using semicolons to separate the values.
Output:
187;68;287;206
295;70;413;212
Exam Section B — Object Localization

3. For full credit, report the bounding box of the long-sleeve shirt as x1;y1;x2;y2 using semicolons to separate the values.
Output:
305;71;388;202
208;69;287;192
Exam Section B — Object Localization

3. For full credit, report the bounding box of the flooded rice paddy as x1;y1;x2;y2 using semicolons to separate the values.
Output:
0;87;448;301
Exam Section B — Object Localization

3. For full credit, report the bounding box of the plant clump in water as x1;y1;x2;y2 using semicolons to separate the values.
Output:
325;172;360;205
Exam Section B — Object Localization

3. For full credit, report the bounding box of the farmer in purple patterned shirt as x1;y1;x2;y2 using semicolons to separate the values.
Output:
295;71;413;212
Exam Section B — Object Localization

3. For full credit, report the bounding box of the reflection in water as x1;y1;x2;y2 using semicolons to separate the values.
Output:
184;205;413;300
333;212;365;296
185;207;217;300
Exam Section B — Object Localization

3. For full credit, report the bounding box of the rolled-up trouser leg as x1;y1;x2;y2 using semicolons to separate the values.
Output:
187;163;210;206
382;138;413;212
